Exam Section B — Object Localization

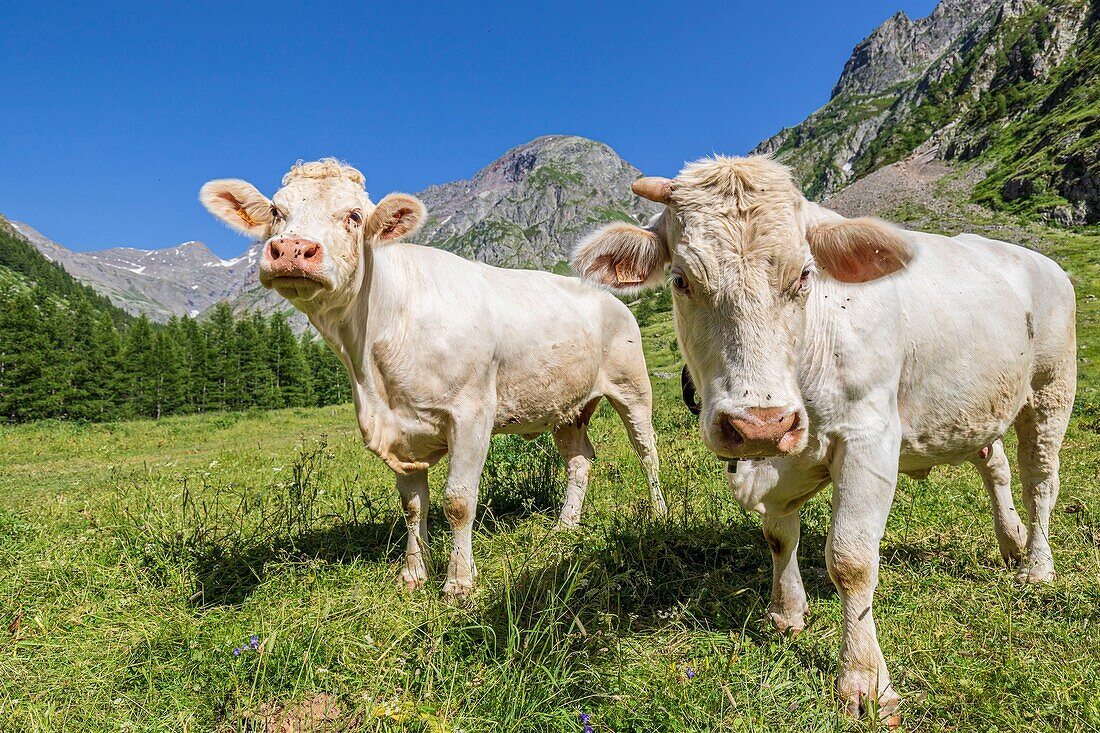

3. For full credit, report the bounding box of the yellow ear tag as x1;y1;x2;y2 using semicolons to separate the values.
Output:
236;207;259;227
615;260;645;284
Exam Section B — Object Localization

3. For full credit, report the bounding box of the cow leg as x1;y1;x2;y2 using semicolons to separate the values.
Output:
1013;369;1074;584
606;394;667;516
828;433;901;723
442;419;493;599
396;470;430;590
552;422;595;529
968;439;1027;566
762;511;809;635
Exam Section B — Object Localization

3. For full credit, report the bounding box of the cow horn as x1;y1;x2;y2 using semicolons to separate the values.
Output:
632;176;673;204
681;366;701;416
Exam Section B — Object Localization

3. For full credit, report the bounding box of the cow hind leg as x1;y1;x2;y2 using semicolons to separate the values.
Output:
552;421;596;529
1013;368;1074;584
968;439;1027;566
606;393;667;516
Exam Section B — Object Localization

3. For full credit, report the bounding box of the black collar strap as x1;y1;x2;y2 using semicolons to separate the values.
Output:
681;365;701;416
683;366;739;473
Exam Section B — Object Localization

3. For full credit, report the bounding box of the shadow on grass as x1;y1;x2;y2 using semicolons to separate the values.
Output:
187;518;405;607
469;510;837;663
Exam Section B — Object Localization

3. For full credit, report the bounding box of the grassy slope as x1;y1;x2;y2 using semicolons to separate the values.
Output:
2;211;1099;730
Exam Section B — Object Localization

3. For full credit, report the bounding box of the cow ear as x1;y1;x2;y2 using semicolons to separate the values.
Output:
199;179;274;237
368;193;426;242
572;223;669;294
807;217;912;283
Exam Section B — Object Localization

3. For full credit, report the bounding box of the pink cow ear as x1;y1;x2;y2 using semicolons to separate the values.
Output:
572;223;670;294
807;217;912;283
368;194;426;242
199;179;274;237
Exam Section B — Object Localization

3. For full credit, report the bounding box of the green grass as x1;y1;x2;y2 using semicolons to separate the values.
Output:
2;279;1099;730
1;185;1098;731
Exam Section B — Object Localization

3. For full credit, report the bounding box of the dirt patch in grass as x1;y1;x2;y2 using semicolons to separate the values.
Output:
236;692;356;733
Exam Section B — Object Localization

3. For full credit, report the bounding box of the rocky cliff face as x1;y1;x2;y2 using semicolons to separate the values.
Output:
831;0;1000;98
411;135;657;268
755;0;1098;224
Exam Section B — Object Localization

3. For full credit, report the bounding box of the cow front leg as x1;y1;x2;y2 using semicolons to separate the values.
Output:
396;470;430;590
442;420;492;599
762;511;809;635
828;435;901;724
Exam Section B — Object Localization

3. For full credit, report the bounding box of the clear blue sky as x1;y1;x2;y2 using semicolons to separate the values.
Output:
1;0;938;258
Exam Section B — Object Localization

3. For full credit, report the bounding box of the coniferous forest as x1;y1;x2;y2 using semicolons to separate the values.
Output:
0;288;351;423
0;288;349;420
0;218;352;423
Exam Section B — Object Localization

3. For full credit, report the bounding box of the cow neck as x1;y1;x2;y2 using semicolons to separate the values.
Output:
310;245;406;464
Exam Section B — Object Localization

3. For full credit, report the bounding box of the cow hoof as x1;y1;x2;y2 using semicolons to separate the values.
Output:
767;606;808;636
1015;565;1055;584
999;546;1026;567
442;579;475;601
838;673;899;726
401;567;427;591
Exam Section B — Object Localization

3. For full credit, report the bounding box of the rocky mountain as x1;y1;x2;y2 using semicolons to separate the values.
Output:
410;135;658;269
10;220;262;321
754;0;1098;225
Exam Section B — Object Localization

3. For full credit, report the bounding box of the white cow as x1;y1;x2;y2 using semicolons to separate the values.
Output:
572;155;1076;721
200;159;667;597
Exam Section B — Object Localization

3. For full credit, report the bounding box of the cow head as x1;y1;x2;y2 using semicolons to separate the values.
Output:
200;159;425;313
573;156;910;459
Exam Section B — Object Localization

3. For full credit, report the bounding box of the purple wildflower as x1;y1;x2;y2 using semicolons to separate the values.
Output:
233;647;241;657
584;727;594;733
579;713;590;724
686;667;696;679
249;635;260;650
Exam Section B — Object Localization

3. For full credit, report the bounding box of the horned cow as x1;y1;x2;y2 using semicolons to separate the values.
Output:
573;155;1076;721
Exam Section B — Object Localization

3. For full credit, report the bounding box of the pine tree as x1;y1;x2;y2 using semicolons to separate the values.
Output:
269;313;313;407
204;303;236;411
179;316;208;413
234;314;279;409
67;298;122;420
0;288;64;420
153;329;185;418
121;315;158;417
307;336;351;406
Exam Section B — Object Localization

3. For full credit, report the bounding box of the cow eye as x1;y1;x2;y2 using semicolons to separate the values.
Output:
671;271;690;295
798;266;812;291
347;209;363;226
270;206;284;222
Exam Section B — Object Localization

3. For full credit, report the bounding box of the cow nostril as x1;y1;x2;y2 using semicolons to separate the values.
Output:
267;241;283;261
723;415;746;445
303;243;321;261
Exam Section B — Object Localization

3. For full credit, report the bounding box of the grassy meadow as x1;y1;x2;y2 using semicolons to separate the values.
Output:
3;224;1100;731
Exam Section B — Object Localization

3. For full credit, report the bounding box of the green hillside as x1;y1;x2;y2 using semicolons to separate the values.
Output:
762;1;1100;225
0;215;130;324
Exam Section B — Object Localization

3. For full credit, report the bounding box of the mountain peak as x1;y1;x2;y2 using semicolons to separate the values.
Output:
412;135;656;268
831;0;998;98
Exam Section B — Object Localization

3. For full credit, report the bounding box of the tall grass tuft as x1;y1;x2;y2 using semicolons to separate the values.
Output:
108;436;400;606
479;434;565;523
